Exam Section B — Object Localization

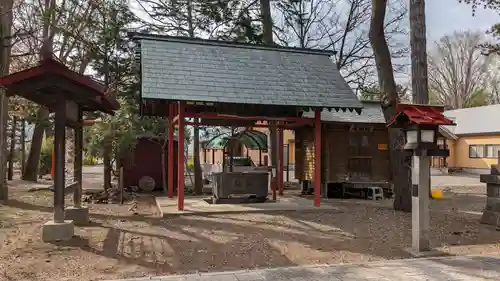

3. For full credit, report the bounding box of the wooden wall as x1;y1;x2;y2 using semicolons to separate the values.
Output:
295;123;390;184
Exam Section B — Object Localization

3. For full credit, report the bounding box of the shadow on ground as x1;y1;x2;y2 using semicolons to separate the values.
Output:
3;190;500;277
73;194;500;274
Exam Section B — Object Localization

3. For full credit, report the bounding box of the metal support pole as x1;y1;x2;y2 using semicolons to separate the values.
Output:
412;151;430;252
168;103;175;199
73;108;83;208
54;102;66;223
177;102;185;211
278;127;284;196
314;109;321;207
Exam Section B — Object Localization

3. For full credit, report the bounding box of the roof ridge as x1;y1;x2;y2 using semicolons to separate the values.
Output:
129;32;336;57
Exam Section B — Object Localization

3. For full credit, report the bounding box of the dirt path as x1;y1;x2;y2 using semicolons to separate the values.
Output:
0;182;499;281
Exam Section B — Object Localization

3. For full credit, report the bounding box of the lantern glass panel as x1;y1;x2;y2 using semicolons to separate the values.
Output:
406;130;418;144
421;130;435;143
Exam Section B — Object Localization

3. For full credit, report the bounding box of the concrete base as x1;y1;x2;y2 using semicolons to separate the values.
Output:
480;210;500;226
42;220;74;242
156;195;340;217
65;206;89;226
404;247;447;258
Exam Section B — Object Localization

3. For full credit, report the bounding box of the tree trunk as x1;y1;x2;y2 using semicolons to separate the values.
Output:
45;126;54;138
23;108;49;181
259;0;278;170
65;127;74;181
103;137;112;192
24;0;55;182
193;123;203;194
260;0;273;44
410;0;429;105
369;0;411;212
161;149;167;193
0;0;13;200
410;0;431;198
20;119;26;174
183;0;203;195
7;116;17;180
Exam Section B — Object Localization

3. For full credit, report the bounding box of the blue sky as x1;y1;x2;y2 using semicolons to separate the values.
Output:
426;0;499;41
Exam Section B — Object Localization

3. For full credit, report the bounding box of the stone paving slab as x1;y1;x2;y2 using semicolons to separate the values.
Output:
156;195;340;217
431;174;484;188
107;255;500;281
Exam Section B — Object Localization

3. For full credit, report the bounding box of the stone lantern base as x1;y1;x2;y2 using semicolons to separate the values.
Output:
481;210;500;226
480;166;500;227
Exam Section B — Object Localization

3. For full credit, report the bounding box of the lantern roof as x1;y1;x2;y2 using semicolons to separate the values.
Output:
387;103;455;128
0;57;119;114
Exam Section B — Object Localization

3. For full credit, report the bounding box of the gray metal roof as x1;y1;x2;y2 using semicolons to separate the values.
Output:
438;126;458;140
136;34;362;111
302;101;385;123
442;104;500;135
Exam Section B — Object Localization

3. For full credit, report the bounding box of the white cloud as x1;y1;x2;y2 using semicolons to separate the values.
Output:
426;0;499;40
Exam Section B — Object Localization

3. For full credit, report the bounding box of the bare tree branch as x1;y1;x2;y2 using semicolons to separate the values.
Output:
428;31;492;109
273;0;409;91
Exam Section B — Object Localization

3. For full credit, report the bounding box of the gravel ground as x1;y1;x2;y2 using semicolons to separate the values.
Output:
0;184;499;281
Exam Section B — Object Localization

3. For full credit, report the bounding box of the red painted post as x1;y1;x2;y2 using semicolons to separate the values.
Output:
177;102;185;211
314;109;321;207
167;103;174;199
278;126;284;196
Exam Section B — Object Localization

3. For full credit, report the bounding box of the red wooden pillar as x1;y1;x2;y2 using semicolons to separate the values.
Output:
167;103;175;199
278;125;284;196
314;109;321;207
177;102;185;211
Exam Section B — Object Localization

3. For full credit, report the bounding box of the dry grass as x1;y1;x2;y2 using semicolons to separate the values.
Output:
0;184;499;281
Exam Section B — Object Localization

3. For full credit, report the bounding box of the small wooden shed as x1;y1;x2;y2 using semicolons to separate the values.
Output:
122;136;178;191
295;101;391;195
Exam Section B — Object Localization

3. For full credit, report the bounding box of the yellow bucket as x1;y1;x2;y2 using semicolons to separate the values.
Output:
431;189;443;200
